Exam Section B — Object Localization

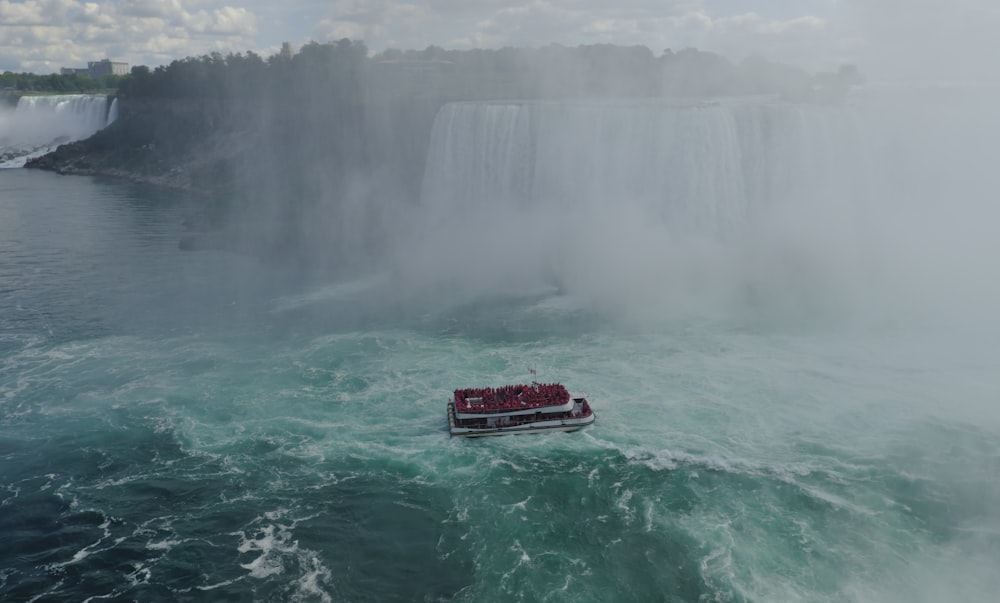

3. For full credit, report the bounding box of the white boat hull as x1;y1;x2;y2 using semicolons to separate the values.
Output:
448;402;595;438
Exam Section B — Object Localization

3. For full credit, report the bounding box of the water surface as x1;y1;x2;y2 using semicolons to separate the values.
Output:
2;170;999;602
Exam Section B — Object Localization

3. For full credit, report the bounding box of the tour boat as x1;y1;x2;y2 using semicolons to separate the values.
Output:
448;382;595;438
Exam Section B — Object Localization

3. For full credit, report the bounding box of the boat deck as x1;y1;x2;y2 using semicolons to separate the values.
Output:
448;393;595;438
454;383;571;414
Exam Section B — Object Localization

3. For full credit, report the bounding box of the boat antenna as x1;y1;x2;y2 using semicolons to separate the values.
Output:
529;366;538;384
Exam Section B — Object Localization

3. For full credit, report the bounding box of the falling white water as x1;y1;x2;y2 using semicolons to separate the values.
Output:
0;94;117;168
420;99;869;239
106;97;119;125
408;93;1000;331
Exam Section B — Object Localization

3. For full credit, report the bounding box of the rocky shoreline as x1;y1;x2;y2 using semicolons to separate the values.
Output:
23;112;273;257
25;142;205;194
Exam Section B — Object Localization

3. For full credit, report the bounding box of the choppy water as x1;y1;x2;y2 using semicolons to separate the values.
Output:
2;170;1000;602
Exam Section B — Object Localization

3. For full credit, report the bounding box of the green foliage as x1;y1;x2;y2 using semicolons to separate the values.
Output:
0;70;119;93
115;41;367;101
33;39;857;202
367;43;817;99
108;40;829;105
26;39;863;271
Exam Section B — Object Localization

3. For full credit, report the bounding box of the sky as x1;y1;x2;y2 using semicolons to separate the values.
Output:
0;0;997;80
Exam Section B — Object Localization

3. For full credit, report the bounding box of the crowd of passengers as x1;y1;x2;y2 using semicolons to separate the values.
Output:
454;383;569;412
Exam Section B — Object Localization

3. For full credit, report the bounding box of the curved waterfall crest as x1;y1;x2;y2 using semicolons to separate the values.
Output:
14;94;116;130
420;99;868;239
409;94;1000;326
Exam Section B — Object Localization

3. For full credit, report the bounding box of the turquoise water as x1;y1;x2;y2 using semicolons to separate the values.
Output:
2;169;1000;602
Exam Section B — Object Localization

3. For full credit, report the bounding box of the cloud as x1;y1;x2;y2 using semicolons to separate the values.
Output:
313;0;428;49
7;0;990;79
690;12;843;69
307;0;849;72
183;6;257;35
0;0;260;72
0;0;76;26
74;2;115;26
117;0;181;19
846;0;1000;80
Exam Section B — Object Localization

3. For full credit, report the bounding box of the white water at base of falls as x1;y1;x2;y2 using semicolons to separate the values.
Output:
406;94;1000;334
0;94;116;168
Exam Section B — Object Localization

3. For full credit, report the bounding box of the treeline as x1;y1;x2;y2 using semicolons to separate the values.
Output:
118;40;368;102
370;44;811;99
0;71;124;93
46;38;866;227
82;40;374;251
5;40;863;104
32;40;863;271
112;40;862;103
372;44;863;101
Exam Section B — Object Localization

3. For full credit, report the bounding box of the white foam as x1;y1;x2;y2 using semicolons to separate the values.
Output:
124;562;151;586
47;516;122;570
614;442;815;480
615;488;634;524
507;496;532;513
146;538;182;551
237;524;285;578
231;512;335;600
195;579;239;591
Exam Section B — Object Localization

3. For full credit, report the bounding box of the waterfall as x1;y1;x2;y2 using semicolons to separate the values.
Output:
0;94;116;168
412;99;874;300
420;99;870;239
407;92;1000;325
107;97;119;125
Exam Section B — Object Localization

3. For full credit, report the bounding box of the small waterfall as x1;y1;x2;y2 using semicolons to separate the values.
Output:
106;97;119;125
0;94;116;168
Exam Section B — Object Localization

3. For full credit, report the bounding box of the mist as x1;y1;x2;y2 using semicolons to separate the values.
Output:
79;42;1000;337
363;87;1000;335
7;31;1000;603
850;0;1000;83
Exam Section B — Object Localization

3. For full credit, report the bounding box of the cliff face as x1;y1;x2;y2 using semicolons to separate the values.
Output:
26;91;443;194
25;96;263;195
23;45;849;200
22;46;854;274
23;88;449;275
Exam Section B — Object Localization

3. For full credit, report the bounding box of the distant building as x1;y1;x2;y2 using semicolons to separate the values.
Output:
58;59;129;79
280;42;294;60
87;59;129;78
